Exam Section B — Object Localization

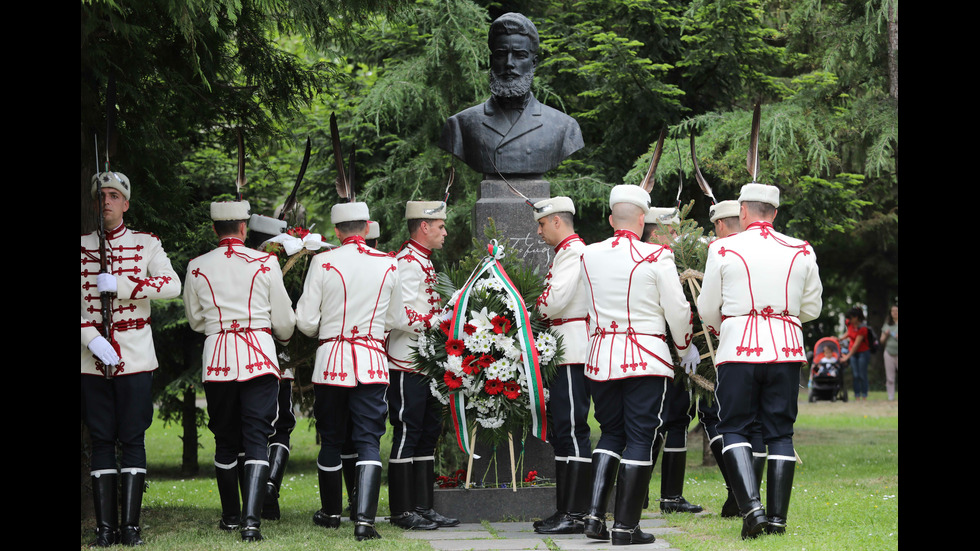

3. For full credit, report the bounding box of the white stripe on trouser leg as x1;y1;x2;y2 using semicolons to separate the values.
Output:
721;442;752;454
646;381;668;463
767;455;795;462
564;365;580;457
394;373;408;459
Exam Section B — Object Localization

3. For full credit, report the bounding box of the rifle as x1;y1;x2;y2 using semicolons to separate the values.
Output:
93;137;116;379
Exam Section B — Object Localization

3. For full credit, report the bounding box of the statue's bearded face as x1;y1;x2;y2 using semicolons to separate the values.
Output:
489;33;536;98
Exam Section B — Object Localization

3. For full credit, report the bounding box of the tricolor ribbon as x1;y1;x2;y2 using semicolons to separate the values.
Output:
446;241;548;455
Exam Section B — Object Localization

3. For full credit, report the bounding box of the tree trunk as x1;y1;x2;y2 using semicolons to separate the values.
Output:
887;3;898;101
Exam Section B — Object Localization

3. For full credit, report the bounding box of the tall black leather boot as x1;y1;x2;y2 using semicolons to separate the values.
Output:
262;444;289;520
215;464;241;531
709;436;739;518
414;457;459;527
312;465;343;529
119;469;146;546
584;452;619;540
241;461;270;542
341;453;358;522
765;459;795;535
354;463;383;541
388;461;437;530
753;453;766;495
567;458;592;521
534;459;566;529
610;463;655;545
723;445;768;539
659;451;703;514
536;459;585;535
90;471;118;547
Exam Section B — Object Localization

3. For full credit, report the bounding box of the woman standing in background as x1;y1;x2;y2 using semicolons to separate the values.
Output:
880;304;899;401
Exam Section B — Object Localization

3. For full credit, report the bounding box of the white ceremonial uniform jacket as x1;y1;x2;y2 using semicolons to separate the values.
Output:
81;223;181;377
296;236;402;387
579;230;693;381
183;237;296;382
386;240;443;373
535;234;589;365
697;221;822;365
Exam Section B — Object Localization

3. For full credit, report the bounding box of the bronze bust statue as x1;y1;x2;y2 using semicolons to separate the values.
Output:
438;13;584;178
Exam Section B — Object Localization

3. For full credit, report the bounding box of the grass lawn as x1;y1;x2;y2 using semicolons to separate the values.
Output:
80;391;897;549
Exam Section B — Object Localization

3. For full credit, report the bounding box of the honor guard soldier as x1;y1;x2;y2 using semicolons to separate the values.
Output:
703;199;765;518
698;184;822;538
579;186;697;545
245;212;299;523
183;201;296;542
296;201;403;541
528;197;592;535
81;171;181;547
641;207;704;516
339;219;382;521
385;200;459;531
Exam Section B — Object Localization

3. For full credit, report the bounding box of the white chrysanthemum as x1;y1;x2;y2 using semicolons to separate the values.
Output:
466;331;494;353
429;379;448;405
503;294;519;313
486;357;518;381
535;332;557;363
417;333;431;358
444;355;464;376
476;415;505;429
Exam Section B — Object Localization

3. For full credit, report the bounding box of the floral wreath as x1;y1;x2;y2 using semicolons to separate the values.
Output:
414;241;563;453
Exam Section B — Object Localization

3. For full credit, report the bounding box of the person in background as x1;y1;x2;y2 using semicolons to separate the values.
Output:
839;307;870;401
879;304;898;401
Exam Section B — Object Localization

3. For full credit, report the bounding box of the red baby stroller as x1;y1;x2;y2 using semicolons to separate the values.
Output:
808;337;847;402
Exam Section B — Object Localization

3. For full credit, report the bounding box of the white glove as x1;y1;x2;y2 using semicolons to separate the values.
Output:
87;335;120;366
97;272;117;294
679;346;700;375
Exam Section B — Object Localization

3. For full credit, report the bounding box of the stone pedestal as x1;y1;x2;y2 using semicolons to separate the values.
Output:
432;486;556;523
467;433;556;487
472;178;554;275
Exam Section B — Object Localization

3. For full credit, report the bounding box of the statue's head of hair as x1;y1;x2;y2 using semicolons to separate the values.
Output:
488;12;539;53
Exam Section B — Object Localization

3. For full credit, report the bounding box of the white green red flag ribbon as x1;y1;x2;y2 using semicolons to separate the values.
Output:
447;241;548;455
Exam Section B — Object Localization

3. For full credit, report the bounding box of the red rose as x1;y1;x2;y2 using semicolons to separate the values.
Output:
445;338;465;356
524;470;538;483
491;315;512;335
444;371;463;390
484;378;504;395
